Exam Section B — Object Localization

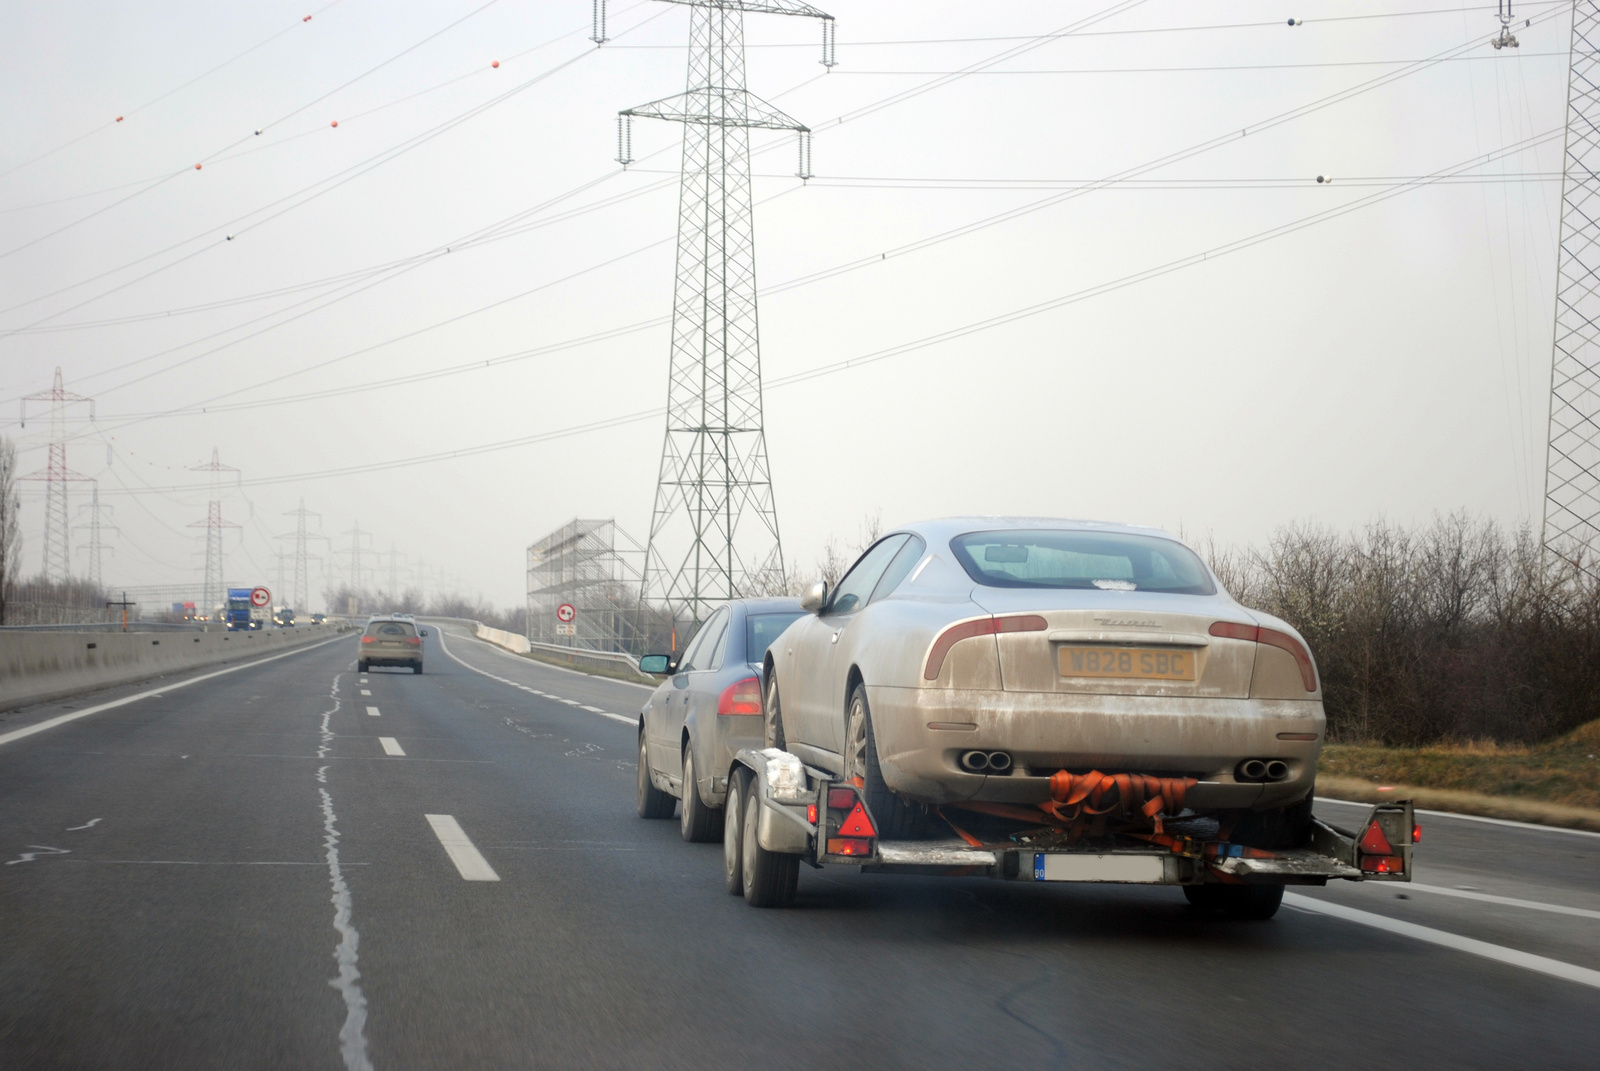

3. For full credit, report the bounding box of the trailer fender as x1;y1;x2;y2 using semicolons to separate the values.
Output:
734;748;813;855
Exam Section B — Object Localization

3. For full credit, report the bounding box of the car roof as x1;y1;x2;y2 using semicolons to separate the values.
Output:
890;516;1181;545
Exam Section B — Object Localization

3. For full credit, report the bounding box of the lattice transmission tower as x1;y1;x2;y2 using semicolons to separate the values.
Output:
19;367;94;581
611;0;834;627
73;483;116;589
189;448;240;612
280;499;326;611
1544;0;1600;576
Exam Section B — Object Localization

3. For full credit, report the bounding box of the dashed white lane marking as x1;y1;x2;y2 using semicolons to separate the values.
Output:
360;689;371;696
0;632;350;750
365;706;380;717
1400;882;1600;921
434;628;634;726
379;737;406;757
359;678;368;684
1284;893;1600;990
424;814;500;881
66;818;102;831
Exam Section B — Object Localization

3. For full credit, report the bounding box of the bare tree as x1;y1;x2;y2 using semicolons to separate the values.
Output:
0;437;19;625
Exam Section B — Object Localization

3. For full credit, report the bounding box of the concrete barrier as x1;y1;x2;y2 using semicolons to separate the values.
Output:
0;626;349;712
474;623;531;654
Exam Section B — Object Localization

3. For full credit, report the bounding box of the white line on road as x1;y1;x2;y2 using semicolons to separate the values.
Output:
360;689;371;696
559;698;581;706
424;814;500;881
0;633;350;751
1318;797;1600;840
1400;882;1600;921
365;706;380;717
581;705;606;713
1284;893;1600;990
434;629;634;726
379;737;405;757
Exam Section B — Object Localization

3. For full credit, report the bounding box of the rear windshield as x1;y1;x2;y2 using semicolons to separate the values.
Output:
949;530;1215;595
365;621;416;637
746;612;805;660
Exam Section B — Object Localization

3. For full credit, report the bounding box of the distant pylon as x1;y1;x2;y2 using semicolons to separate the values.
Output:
383;541;406;597
280;499;325;610
188;447;240;612
19;367;94;581
1543;1;1600;577
73;482;116;589
613;0;833;626
341;521;373;593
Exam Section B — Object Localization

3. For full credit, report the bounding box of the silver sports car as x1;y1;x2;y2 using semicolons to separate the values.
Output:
762;518;1323;846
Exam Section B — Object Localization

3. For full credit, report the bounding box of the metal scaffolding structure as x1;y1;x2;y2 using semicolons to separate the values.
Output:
613;0;832;627
526;519;652;651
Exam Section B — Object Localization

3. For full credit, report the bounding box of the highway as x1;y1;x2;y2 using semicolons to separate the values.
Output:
1;623;1596;1070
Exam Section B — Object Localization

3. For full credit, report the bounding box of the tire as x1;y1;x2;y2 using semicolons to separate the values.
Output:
637;733;675;819
1183;882;1285;920
842;683;924;839
679;747;723;843
741;777;798;907
413;664;423;675
724;768;749;895
358;661;368;673
763;673;786;750
1231;788;1314;851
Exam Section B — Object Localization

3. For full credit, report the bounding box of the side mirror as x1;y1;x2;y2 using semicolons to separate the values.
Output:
800;580;828;614
640;654;674;676
420;629;429;637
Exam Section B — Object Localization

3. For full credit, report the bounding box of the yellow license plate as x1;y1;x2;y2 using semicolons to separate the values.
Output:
1058;646;1195;681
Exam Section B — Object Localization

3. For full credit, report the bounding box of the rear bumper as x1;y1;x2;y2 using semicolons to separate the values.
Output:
866;685;1322;811
362;650;422;667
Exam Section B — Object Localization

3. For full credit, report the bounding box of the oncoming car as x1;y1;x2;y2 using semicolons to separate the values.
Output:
760;517;1325;917
359;616;425;674
636;598;806;842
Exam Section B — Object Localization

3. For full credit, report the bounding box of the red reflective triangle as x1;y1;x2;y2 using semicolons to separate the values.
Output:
839;801;876;838
1358;821;1393;856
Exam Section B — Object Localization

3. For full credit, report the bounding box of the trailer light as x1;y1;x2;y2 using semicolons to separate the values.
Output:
1412;824;1421;844
827;837;873;856
838;801;877;838
1358;821;1394;856
1360;855;1405;874
717;676;762;715
827;787;857;810
806;804;817;825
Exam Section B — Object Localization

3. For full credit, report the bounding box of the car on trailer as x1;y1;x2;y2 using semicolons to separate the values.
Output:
636;597;807;843
722;517;1415;915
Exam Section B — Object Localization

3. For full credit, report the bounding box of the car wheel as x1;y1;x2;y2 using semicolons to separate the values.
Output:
637;733;675;819
763;673;786;750
357;661;368;673
679;747;723;843
413;664;423;675
1183;882;1284;920
724;767;748;895
843;683;924;839
741;776;798;907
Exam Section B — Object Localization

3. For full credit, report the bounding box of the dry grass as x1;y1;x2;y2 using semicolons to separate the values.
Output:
1318;719;1600;824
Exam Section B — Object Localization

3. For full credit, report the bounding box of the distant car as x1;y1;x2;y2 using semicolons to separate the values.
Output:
311;613;326;625
359;618;424;674
273;607;296;627
636;597;807;842
761;517;1324;916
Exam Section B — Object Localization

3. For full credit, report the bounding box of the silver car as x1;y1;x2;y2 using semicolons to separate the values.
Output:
636;598;807;842
762;518;1323;848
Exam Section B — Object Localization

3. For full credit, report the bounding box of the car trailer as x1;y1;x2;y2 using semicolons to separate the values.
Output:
722;747;1415;916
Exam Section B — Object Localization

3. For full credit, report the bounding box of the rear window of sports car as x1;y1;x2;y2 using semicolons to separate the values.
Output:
949;530;1215;595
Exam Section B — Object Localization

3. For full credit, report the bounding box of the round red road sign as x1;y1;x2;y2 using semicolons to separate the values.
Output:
556;603;575;623
250;587;271;607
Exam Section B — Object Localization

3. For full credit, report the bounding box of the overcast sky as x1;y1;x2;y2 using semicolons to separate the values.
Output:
0;1;1570;611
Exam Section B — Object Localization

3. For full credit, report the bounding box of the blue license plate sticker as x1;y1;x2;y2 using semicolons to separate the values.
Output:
1034;852;1045;881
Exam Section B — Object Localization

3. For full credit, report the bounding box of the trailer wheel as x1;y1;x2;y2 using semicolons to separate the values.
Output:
724;768;749;895
679;748;723;843
844;684;925;839
637;733;675;819
1183;882;1284;920
741;777;798;907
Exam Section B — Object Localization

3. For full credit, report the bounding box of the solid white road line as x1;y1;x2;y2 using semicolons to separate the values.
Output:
0;633;351;751
365;706;380;717
424;814;499;881
1400;882;1600;921
1317;797;1600;840
379;737;405;757
434;629;635;726
360;689;371;696
1284;893;1600;990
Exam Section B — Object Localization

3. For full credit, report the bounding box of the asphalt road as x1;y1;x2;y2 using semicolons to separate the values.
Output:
2;622;1596;1069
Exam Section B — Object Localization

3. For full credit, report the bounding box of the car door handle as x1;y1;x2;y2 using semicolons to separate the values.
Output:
831;630;840;644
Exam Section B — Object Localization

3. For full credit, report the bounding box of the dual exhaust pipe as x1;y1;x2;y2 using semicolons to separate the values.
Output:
1236;758;1291;783
960;750;1012;774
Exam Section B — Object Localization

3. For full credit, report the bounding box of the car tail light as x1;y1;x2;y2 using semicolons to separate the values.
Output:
924;615;1047;680
360;636;374;644
1208;621;1318;691
405;637;422;646
827;837;873;856
717;676;762;715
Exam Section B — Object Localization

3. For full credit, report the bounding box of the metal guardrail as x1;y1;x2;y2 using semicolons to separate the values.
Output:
526;639;642;672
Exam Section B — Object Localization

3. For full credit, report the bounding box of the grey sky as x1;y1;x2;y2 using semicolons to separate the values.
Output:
0;1;1567;609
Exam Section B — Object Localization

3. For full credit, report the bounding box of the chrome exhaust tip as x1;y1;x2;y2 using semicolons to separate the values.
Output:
960;750;990;772
1239;758;1268;782
1265;760;1290;782
986;751;1012;773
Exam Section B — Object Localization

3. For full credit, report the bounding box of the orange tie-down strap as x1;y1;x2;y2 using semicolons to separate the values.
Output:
1045;769;1198;822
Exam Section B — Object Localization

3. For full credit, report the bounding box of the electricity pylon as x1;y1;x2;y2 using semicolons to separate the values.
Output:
613;0;833;626
19;367;94;581
1543;0;1600;577
189;448;240;612
280;499;326;610
73;482;116;589
340;521;373;593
